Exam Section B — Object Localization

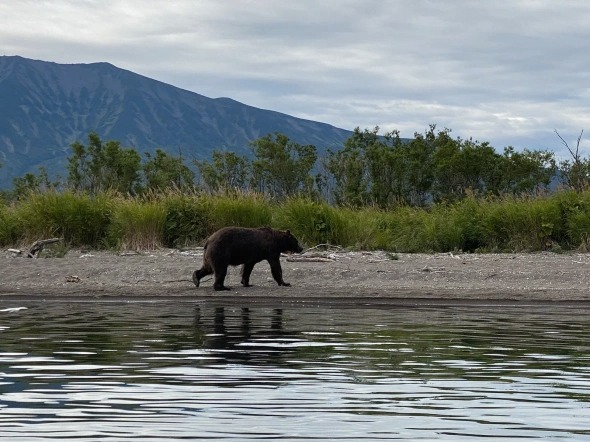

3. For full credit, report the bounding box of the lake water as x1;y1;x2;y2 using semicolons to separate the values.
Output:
0;299;589;441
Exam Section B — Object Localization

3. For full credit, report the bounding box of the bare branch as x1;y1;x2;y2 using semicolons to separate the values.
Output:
555;129;580;162
577;129;584;153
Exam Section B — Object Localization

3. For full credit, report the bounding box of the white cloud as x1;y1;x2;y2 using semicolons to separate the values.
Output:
1;0;590;156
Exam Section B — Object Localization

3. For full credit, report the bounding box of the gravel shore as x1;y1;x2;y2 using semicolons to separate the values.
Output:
2;248;590;304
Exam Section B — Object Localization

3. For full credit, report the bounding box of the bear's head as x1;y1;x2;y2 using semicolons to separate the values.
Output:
282;230;303;254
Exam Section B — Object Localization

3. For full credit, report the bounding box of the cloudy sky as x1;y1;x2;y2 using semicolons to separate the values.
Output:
2;0;590;157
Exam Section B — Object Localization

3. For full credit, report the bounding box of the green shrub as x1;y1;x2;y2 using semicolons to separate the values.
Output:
163;193;209;248
16;191;112;247
0;203;23;246
339;207;383;250
207;192;272;232
376;198;484;253
431;197;486;252
7;188;590;253
557;191;590;249
108;198;166;250
480;195;563;251
275;198;347;247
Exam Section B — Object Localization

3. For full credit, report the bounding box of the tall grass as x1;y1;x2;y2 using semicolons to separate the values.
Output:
108;197;166;250
478;195;563;251
161;191;209;248
3;189;590;252
15;190;113;247
275;198;344;247
368;201;482;253
275;198;383;249
0;202;22;246
556;190;590;250
207;192;273;231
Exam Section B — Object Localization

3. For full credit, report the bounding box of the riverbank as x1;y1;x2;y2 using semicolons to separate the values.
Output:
2;248;590;303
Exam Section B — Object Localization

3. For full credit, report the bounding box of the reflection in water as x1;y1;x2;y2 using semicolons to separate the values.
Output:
0;301;589;441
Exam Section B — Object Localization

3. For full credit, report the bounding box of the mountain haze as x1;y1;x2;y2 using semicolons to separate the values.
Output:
0;56;353;188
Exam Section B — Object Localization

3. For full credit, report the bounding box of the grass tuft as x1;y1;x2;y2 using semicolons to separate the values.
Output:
108;197;166;250
15;190;112;247
207;192;273;232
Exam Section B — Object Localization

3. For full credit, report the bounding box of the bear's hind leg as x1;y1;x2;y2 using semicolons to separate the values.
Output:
193;263;213;287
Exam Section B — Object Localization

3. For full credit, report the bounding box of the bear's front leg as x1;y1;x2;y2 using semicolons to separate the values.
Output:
268;259;290;286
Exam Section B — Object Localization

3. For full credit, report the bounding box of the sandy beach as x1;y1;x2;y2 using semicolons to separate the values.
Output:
2;247;590;305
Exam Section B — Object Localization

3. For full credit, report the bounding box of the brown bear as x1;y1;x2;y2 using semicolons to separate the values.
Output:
192;226;304;291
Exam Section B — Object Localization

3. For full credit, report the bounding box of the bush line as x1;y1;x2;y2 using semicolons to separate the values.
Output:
2;189;590;253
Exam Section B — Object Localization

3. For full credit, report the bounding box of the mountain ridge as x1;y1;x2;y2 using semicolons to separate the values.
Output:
0;55;353;188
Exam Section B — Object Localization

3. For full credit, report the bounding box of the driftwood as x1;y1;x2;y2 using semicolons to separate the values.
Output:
303;244;343;253
282;244;344;263
286;256;335;263
27;238;63;258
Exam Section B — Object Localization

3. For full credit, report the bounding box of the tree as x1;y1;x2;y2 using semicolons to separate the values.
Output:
324;127;374;206
195;150;251;193
250;133;317;198
326;126;437;208
499;147;556;195
11;166;56;199
555;129;590;192
431;128;504;202
67;132;142;194
325;125;562;207
391;128;435;206
143;149;195;192
363;128;400;207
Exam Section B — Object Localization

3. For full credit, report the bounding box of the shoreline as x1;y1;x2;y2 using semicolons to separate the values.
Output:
2;248;590;304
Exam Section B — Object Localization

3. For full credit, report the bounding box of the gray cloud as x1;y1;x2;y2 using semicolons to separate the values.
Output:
1;0;590;157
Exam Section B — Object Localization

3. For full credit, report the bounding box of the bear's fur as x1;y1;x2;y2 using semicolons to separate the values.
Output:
192;226;304;291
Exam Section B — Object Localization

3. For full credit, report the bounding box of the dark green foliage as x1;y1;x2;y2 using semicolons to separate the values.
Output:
554;191;590;249
68;132;142;194
195;151;250;193
250;133;317;198
5;128;590;253
11;166;58;200
207;193;272;232
431;130;501;202
324;125;557;208
323;127;372;207
7;128;564;210
163;194;209;248
143;149;195;192
499;147;556;195
560;158;590;193
277;198;346;246
3;189;590;253
17;191;113;247
479;195;563;251
0;202;22;246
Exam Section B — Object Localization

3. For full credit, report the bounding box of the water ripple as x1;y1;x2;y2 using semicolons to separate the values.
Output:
1;302;589;441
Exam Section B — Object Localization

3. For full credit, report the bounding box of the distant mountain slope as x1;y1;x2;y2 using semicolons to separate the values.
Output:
0;56;353;188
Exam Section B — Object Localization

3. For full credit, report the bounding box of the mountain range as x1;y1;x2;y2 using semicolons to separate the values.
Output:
0;55;353;188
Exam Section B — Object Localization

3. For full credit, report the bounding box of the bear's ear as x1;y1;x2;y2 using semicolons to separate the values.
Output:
286;230;291;235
